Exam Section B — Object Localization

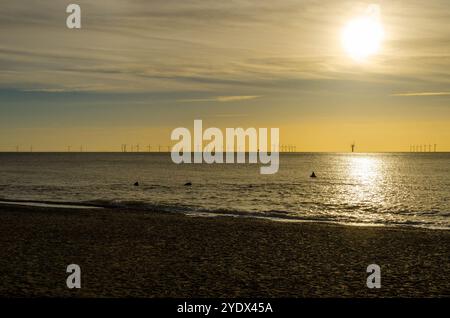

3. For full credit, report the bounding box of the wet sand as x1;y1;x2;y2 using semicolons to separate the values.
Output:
0;203;448;297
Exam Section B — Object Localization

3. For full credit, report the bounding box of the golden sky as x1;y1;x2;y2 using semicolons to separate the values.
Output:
0;0;449;151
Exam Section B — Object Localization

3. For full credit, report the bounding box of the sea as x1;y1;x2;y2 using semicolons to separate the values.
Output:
0;152;448;229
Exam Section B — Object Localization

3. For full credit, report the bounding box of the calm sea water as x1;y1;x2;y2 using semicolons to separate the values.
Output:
0;153;449;229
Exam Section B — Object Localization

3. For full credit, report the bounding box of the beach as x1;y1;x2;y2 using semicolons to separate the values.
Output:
0;203;448;297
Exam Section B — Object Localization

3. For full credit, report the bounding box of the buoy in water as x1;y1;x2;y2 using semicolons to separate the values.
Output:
310;172;317;178
184;182;192;186
134;181;139;186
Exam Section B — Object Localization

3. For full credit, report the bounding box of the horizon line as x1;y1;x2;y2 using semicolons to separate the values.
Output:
0;151;448;154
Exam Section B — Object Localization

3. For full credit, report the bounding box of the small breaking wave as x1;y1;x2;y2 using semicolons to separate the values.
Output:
0;198;103;210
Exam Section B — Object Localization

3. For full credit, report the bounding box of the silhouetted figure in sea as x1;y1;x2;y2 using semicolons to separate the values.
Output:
310;172;317;178
134;182;139;186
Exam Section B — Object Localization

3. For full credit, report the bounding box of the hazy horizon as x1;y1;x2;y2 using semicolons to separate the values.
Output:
0;150;448;153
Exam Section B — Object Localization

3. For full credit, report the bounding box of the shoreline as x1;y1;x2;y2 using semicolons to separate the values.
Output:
0;203;449;297
0;199;448;231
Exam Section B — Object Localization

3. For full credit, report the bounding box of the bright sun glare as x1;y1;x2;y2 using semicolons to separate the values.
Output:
341;5;384;62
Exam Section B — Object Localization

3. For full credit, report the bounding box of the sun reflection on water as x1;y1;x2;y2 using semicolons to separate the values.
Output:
348;155;381;184
341;155;388;223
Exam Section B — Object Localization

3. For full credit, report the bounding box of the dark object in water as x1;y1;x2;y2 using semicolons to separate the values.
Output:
134;182;139;186
184;182;192;186
310;172;317;178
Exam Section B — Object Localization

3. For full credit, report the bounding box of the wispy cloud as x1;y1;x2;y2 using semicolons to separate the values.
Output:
391;92;450;97
177;95;261;103
208;114;249;118
1;0;450;95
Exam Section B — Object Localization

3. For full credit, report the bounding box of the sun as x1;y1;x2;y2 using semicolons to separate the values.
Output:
341;6;384;62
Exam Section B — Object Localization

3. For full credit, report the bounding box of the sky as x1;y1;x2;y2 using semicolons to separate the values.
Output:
0;0;449;152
